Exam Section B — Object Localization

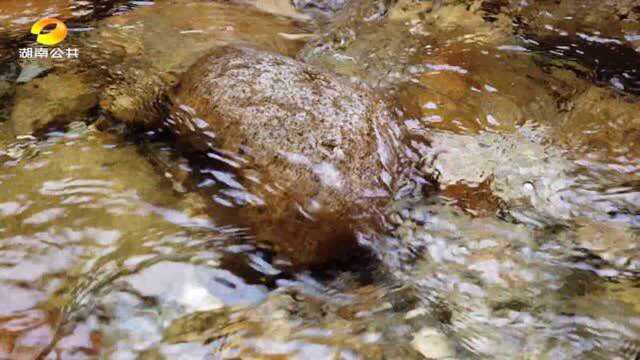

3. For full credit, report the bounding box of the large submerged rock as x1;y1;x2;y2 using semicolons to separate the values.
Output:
163;46;400;266
10;72;98;136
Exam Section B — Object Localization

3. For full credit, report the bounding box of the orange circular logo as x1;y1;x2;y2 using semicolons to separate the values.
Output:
31;18;68;46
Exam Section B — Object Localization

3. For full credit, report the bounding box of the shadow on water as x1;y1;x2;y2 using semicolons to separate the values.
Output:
522;32;640;95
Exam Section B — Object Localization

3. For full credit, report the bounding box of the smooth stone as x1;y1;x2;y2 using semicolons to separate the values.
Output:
411;326;456;359
10;73;98;135
16;63;52;84
167;46;399;265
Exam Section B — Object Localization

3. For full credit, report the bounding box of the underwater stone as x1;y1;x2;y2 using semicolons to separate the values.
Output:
168;46;400;266
10;73;98;136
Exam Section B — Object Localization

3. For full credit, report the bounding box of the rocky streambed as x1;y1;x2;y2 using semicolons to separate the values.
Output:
0;0;639;359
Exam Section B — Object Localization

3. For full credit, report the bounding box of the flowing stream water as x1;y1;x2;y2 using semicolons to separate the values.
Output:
0;0;639;359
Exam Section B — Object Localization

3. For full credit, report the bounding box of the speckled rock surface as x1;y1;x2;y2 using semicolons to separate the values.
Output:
167;46;400;265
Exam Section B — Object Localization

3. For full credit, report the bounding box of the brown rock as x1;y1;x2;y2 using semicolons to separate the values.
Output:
555;85;640;159
91;0;308;128
167;46;399;265
10;72;98;135
441;178;504;217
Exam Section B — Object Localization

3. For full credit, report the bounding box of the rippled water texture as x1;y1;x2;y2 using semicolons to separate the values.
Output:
0;0;639;359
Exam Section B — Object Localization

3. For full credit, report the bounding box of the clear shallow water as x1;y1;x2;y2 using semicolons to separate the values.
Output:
0;126;414;358
0;0;639;359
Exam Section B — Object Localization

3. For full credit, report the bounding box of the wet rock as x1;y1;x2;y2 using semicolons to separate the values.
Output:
427;3;490;31
89;0;307;128
0;80;13;123
197;286;424;359
395;45;560;134
556;219;640;273
0;80;12;98
298;0;412;84
411;326;456;359
553;84;640;158
10;72;98;135
410;123;640;264
418;129;639;226
87;0;306;69
122;261;267;312
250;0;312;21
99;65;177;128
16;63;53;84
388;0;434;22
167;46;399;266
383;202;549;358
92;261;268;357
382;200;640;359
94;262;421;358
299;0;513;87
440;179;504;217
419;130;571;221
293;0;347;15
602;280;640;314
